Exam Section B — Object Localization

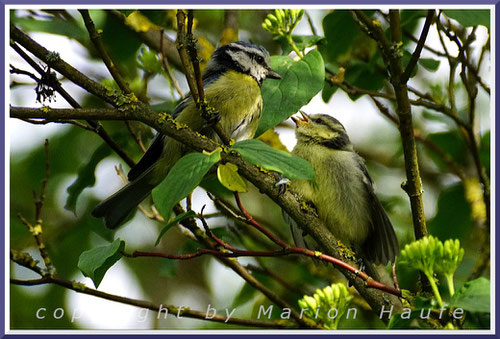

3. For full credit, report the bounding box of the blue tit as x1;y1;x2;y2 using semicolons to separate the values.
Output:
284;112;399;280
92;41;281;229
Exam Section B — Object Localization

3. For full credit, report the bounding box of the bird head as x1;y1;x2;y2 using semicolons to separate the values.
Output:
292;112;352;151
203;41;281;86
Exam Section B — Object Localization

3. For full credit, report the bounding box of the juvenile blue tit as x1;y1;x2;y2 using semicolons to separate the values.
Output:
92;41;281;229
284;112;399;280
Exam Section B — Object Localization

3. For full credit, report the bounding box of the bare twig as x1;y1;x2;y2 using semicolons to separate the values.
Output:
16;140;54;274
10;37;135;168
169;204;320;328
305;11;318;36
10;64;40;82
160;28;185;99
79;10;131;94
401;10;435;83
9;275;284;328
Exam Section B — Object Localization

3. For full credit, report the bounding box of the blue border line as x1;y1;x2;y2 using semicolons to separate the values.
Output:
3;1;498;337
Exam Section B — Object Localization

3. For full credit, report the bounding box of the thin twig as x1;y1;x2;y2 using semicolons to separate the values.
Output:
124;120;147;152
10;64;40;82
10;38;136;168
160;28;184;99
169;204;320;328
9;275;284;328
234;192;288;248
401;10;435;83
79;10;131;94
16;140;54;274
305;11;318;36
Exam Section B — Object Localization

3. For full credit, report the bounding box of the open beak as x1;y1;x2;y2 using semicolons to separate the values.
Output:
267;69;282;79
291;110;310;126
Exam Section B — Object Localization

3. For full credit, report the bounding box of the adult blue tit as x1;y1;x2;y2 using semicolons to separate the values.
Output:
92;41;281;229
284;112;399;280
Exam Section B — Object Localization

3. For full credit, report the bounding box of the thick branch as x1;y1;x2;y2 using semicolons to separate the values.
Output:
353;10;427;240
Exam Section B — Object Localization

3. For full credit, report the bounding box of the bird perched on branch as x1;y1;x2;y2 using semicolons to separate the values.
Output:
92;41;281;229
284;111;399;280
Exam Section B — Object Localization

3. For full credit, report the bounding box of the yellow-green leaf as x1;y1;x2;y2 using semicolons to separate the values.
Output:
125;11;160;32
217;163;248;193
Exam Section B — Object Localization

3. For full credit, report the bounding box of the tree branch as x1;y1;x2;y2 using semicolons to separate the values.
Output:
79;10;131;94
353;10;427;240
401;10;435;83
10;275;285;328
11;42;135;167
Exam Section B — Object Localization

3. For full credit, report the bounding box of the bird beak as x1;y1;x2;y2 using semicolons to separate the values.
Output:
291;110;310;126
267;69;282;79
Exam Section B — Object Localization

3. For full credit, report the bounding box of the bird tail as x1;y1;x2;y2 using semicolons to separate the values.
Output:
91;174;155;229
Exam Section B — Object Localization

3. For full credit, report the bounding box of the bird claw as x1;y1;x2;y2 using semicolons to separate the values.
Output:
274;176;290;195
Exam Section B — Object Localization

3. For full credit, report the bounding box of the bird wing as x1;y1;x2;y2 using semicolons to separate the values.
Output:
127;95;193;182
127;71;224;182
356;157;400;265
127;133;166;182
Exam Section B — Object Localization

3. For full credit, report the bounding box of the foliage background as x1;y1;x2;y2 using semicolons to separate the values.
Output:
9;8;491;329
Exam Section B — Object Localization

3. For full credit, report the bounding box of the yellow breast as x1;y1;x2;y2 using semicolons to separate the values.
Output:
204;71;263;141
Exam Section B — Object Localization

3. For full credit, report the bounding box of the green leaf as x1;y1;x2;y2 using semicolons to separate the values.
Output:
200;173;233;197
138;47;163;74
65;144;111;213
77;239;124;288
321;10;359;62
428;183;472;241
217;163;248;193
450;277;490;313
155;210;197;246
322;80;339;103
345;62;386;99
257;50;325;136
443;10;490;29
418;58;441;71
159;258;179;278
230;139;315;180
12;16;89;45
426;131;467;169
231;282;258;308
275;35;325;55
152;150;221;219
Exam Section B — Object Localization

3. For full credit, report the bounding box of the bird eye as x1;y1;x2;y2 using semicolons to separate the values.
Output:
255;55;264;64
315;118;324;124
